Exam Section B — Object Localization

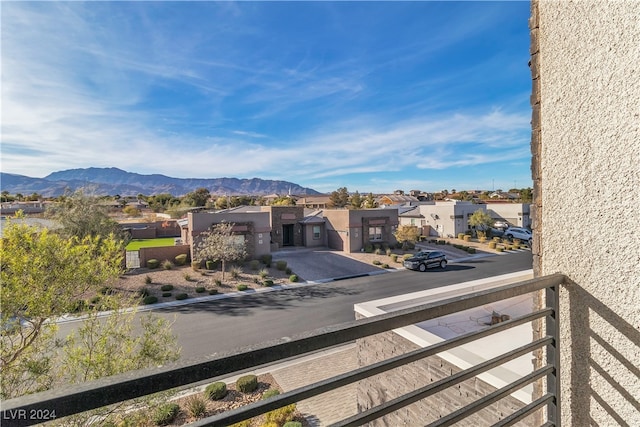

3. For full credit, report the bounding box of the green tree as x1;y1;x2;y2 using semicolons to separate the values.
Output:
214;196;229;210
468;209;495;237
363;193;378;209
393;225;421;250
0;218;180;399
193;222;247;281
123;205;140;217
45;188;124;242
350;191;363;209
520;187;533;203
271;196;296;206
183;188;211;207
329;187;350;208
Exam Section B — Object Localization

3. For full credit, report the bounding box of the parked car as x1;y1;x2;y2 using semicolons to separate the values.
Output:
403;251;447;272
503;227;533;244
493;220;510;230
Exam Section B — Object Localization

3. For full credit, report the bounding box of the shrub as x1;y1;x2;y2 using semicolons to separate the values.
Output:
283;422;303;427
143;296;158;305
263;279;274;287
138;288;150;298
162;260;173;270
262;389;280;399
488;241;497;249
192;260;201;270
208;289;218;295
265;404;296;425
374;248;381;255
463;235;471;242
90;295;101;305
385;248;392;256
478;237;487;243
261;254;273;265
236;375;258;393
364;243;373;253
161;284;174;291
195;286;206;293
402;254;413;260
237;284;249;291
382;263;390;269
285;267;292;275
289;274;299;282
249;260;261;270
467;248;476;254
204;382;228;400
145;275;153;284
175;293;188;300
153;403;180;426
214;279;222;286
147;259;160;269
162;292;172;297
183;273;192;281
497;247;504;252
458;233;466;240
437;240;446;245
185;395;207;418
258;268;269;279
206;260;216;270
230;266;243;279
373;260;382;265
275;260;287;271
173;254;187;266
391;254;398;262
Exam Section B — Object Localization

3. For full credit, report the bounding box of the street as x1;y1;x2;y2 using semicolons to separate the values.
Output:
129;251;534;360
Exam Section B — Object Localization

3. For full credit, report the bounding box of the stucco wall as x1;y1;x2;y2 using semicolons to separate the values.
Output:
536;1;640;425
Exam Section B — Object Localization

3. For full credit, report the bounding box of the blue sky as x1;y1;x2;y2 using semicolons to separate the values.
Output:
2;1;533;194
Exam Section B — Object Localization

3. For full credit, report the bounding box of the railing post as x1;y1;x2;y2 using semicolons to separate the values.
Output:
546;282;561;425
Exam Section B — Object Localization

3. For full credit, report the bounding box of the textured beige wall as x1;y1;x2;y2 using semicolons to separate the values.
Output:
537;1;640;425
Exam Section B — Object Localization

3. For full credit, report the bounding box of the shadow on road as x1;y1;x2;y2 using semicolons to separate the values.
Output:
155;284;362;317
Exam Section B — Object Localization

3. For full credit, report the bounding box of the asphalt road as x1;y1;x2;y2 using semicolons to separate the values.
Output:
141;251;533;361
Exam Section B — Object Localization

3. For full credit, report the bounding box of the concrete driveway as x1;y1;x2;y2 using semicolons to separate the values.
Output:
271;247;386;282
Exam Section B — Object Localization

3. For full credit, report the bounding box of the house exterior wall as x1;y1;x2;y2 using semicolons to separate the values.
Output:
302;223;326;247
485;203;531;228
139;245;190;268
187;211;271;261
263;206;304;248
405;202;486;237
323;208;399;252
533;1;640;425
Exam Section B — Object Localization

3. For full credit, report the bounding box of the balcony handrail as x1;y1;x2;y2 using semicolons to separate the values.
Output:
1;273;566;427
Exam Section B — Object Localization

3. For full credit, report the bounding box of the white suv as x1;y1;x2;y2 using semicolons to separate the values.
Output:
503;227;532;245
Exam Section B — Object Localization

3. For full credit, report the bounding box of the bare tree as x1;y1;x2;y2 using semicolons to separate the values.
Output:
194;222;247;281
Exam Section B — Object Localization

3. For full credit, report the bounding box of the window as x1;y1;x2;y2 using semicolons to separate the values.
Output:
410;218;416;225
313;225;321;240
369;226;383;241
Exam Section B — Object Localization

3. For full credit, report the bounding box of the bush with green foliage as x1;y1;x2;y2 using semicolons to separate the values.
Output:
458;233;466;240
183;273;192;281
497;247;504;252
145;275;153;284
208;289;218;295
185;395;207;418
263;279;274;287
391;254;398;262
175;293;188;300
265;403;296;425
195;286;206;293
382;263;390;269
262;389;280;399
364;243;374;253
230;266;243;279
162;260;173;270
204;381;228;400
283;422;303;427
249;260;261;270
275;260;287;271
374;248;381;255
488;241;497;249
162;292;172;297
143;296;158;305
259;268;269;279
161;284;174;291
467;247;476;254
147;259;160;269
289;274;298;282
236;374;258;393
373;260;382;265
153;403;180;426
285;267;292;275
206;260;216;270
174;254;188;266
385;248;392;256
261;254;273;265
237;284;249;291
191;260;201;270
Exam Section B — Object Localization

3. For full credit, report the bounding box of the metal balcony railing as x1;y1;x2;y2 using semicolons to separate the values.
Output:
1;273;566;427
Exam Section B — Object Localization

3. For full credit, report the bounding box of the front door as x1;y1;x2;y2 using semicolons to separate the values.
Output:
282;224;294;246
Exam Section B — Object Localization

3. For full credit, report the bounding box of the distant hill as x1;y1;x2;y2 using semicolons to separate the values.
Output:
1;168;321;197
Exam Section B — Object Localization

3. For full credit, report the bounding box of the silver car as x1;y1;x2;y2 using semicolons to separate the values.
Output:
503;227;532;244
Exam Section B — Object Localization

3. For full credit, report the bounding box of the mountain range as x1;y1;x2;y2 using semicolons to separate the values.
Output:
0;168;321;197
